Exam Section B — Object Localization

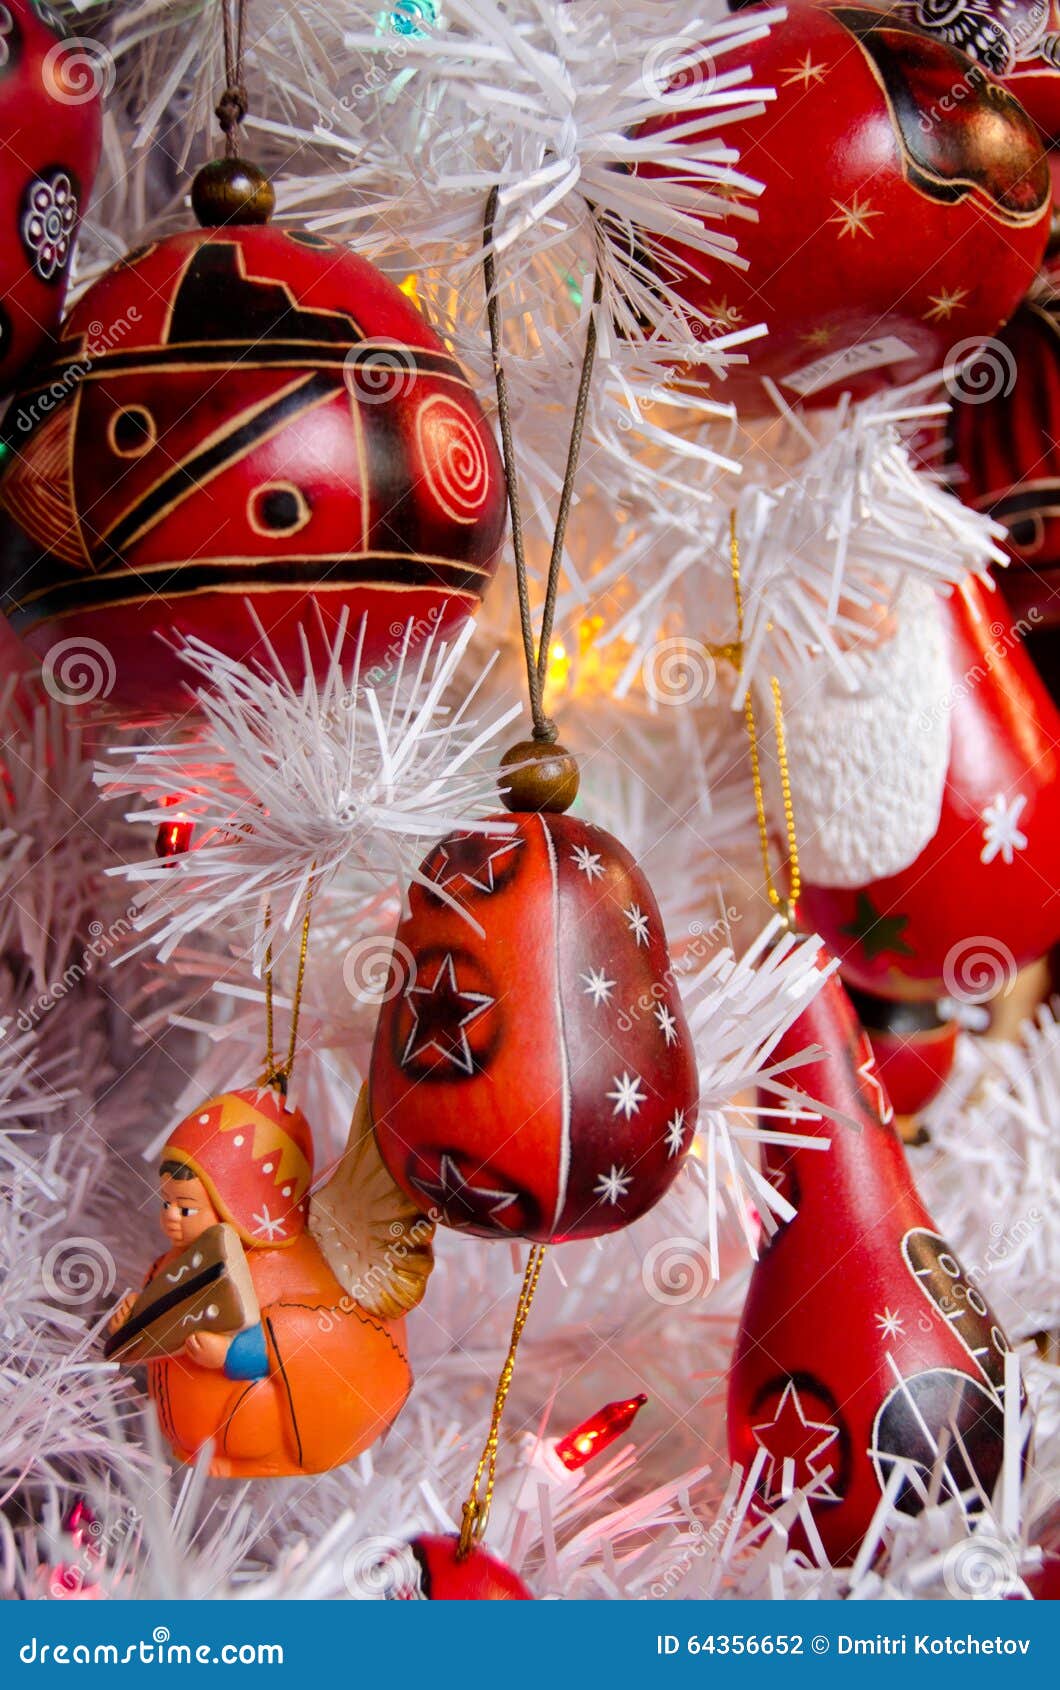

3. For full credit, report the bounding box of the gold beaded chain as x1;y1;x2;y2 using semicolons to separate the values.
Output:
261;873;316;1094
726;512;801;929
458;1243;547;1557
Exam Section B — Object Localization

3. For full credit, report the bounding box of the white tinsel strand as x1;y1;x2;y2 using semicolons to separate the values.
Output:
97;617;523;962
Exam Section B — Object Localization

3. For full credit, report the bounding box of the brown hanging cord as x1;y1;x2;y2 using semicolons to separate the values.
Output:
483;186;603;742
458;1242;546;1557
217;0;249;156
260;874;316;1095
727;512;801;929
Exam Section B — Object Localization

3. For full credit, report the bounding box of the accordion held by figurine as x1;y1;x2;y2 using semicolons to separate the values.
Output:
104;1222;259;1364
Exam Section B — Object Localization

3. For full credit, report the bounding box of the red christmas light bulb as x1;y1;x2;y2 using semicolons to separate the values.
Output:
154;796;194;861
554;1394;648;1471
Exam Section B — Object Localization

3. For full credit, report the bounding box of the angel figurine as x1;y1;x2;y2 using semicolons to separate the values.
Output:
106;1085;433;1478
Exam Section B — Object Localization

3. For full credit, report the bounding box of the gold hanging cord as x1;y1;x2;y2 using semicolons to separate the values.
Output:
261;873;316;1095
457;1242;547;1558
725;512;801;928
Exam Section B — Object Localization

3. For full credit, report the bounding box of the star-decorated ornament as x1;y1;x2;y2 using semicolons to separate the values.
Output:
370;802;698;1243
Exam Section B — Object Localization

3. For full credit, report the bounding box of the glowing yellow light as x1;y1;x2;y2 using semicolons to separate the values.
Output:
399;273;420;305
546;640;570;695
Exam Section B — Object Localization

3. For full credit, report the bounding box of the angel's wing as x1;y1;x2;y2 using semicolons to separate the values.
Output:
309;1085;435;1319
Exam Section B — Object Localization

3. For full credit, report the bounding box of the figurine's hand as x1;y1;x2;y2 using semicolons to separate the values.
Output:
183;1330;232;1370
108;1292;137;1334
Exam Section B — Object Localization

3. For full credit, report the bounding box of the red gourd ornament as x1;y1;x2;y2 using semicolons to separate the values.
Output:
847;988;959;1117
635;3;1050;412
946;295;1060;629
0;160;506;707
369;746;699;1242
889;0;1060;144
385;1535;532;1601
798;576;1060;999
728;954;1018;1565
0;4;103;391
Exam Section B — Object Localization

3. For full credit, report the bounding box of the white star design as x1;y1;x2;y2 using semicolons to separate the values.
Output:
594;1164;633;1205
623;903;650;946
875;1307;905;1342
781;51;827;89
857;1042;894;1125
654;1003;678;1046
580;967;616;1008
251;1205;287;1241
981;793;1028;866
410;1154;518;1225
607;1071;646;1119
571;844;605;882
664;1111;686;1157
752;1380;841;1503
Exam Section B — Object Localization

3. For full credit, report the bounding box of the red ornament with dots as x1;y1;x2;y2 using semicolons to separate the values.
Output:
0;192;506;706
0;3;103;392
369;806;699;1243
635;2;1050;412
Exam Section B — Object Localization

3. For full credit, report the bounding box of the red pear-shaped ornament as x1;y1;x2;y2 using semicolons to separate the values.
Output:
799;577;1060;1000
379;1535;531;1600
728;955;1018;1564
369;746;698;1242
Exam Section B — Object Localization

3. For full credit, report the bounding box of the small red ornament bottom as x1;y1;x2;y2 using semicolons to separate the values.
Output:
400;1536;532;1601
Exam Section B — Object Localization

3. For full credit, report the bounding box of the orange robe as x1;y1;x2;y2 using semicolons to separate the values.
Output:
146;1234;410;1478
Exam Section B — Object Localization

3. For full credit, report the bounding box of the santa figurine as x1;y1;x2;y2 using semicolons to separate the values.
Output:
106;1086;433;1479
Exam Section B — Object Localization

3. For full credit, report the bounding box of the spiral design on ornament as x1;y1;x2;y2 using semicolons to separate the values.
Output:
641;1236;712;1306
342;1536;422;1599
942;935;1017;1005
344;340;417;404
343;936;417;1005
942;1535;1020;1599
642;35;718;104
416;395;490;523
944;337;1017;405
41;1237;117;1306
42;37;116;105
642;637;716;707
41;637;116;705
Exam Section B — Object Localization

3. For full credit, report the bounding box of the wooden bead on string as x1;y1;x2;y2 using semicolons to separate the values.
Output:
498;740;579;814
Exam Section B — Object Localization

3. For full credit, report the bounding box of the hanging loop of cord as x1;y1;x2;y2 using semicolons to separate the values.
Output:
728;513;801;929
217;0;249;155
260;873;316;1096
482;186;603;743
457;1242;546;1558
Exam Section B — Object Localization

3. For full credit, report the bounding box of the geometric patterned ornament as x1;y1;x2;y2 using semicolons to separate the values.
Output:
0;224;506;706
369;812;699;1243
0;2;103;390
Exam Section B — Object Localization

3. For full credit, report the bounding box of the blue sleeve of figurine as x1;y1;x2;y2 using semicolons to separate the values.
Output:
224;1323;269;1381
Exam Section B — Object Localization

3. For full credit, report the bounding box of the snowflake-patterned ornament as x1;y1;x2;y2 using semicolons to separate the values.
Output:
369;813;699;1242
